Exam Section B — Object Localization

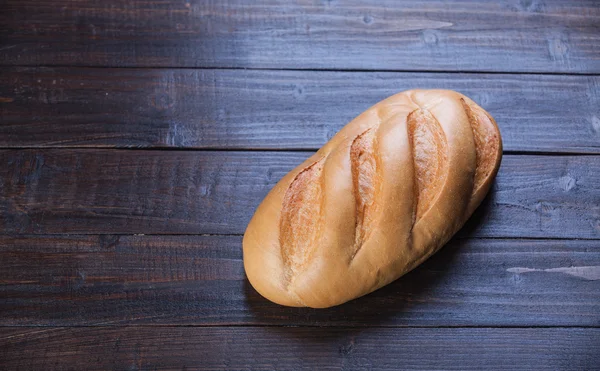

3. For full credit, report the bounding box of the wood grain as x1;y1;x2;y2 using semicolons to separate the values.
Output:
1;68;600;152
1;235;599;327
2;327;599;370
0;149;599;237
2;0;598;368
1;1;599;73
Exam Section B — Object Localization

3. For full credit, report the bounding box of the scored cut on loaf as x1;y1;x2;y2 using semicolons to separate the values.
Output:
243;89;502;308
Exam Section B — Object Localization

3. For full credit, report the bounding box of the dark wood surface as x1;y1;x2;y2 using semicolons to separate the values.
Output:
2;68;600;152
2;327;599;370
2;0;599;73
2;150;599;237
2;235;599;327
1;0;599;369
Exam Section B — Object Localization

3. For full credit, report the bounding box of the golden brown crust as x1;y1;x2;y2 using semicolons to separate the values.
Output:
280;157;325;285
407;109;448;220
350;128;378;257
243;89;502;308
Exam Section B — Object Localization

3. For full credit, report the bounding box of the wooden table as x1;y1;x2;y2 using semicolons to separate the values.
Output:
1;1;599;369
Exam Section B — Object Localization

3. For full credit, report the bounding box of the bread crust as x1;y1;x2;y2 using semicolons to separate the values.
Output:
243;90;502;308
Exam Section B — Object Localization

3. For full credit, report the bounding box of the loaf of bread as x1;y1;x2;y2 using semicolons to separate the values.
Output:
243;89;502;308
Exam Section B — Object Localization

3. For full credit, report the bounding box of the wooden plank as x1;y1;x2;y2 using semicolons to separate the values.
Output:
1;327;598;370
0;149;600;238
1;0;599;73
1;235;599;327
1;150;599;238
1;68;600;153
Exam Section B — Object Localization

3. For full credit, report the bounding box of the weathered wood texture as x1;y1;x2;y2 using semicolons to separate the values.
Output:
2;327;599;370
1;150;598;237
1;0;599;73
2;0;599;368
1;68;599;152
1;235;599;327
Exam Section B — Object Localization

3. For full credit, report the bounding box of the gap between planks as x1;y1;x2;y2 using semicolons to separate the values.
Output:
1;324;599;329
4;64;600;77
3;233;600;240
2;147;600;156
